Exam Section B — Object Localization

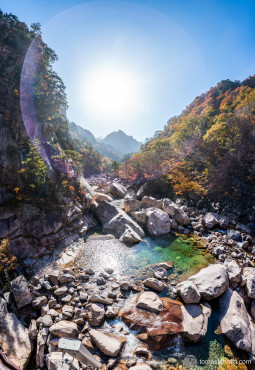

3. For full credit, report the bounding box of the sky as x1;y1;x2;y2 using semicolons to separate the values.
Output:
2;0;255;141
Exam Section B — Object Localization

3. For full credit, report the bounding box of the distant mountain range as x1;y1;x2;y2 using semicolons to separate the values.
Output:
69;122;141;160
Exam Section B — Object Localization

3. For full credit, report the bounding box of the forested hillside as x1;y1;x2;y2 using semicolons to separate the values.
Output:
121;77;255;203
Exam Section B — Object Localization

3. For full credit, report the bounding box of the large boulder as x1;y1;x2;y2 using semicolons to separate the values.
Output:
92;192;113;203
224;258;241;283
181;303;211;342
49;320;78;338
124;198;141;213
89;329;126;357
110;183;127;198
162;199;189;226
86;303;105;327
146;209;170;236
219;289;255;358
188;264;229;300
176;280;201;304
141;196;162;209
143;278;167;292
203;212;221;229
243;267;255;299
95;201;144;243
11;275;32;309
136;292;163;313
46;352;79;370
0;311;32;369
228;229;242;242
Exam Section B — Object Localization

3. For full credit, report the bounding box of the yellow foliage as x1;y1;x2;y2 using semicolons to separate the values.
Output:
0;239;17;273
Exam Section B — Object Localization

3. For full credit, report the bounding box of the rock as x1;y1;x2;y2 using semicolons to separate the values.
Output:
120;282;131;291
219;289;254;355
60;294;72;304
224;258;241;283
48;271;59;285
134;346;149;356
203;212;221;229
0;297;8;315
54;286;68;296
47;309;59;318
181;303;211;342
79;291;88;301
146;209;170;236
153;267;168;280
125;189;137;200
89;295;113;305
143;278;167;292
176;281;201;304
32;296;48;308
86;303;105;327
62;305;74;318
36;326;48;368
0;312;32;369
95;201;144;243
131;211;147;224
93;192;113;203
110;183;127;198
105;306;119;319
251;300;255;320
41;314;53;327
58;273;75;284
158;261;174;270
136;292;163;313
129;364;152;370
49;320;78;338
162;199;190;226
188;264;229;300
11;275;32;309
243;267;255;298
124;198;141;213
89;329;126;357
228;229;242;242
141;196;162;209
46;352;79;370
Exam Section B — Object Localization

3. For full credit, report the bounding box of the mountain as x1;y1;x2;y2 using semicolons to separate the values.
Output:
122;77;255;203
102;130;141;157
69;124;141;160
69;121;97;146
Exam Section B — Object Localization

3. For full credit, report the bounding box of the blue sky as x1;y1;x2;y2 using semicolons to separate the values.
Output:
2;0;255;141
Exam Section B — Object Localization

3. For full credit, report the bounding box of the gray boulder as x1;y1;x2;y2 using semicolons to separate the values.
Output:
141;196;162;209
46;352;79;370
219;289;255;357
146;208;170;236
228;229;242;242
188;264;229;300
11;275;32;309
203;212;221;229
110;183;127;198
131;211;147;224
49;320;78;338
181;303;211;342
136;292;163;313
162;199;190;225
124;198;141;213
95;201;144;243
86;303;105;327
89;329;126;357
224;258;241;283
143;278;166;292
176;280;201;303
243;267;255;299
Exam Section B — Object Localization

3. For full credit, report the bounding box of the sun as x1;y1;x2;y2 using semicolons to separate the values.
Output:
84;66;139;119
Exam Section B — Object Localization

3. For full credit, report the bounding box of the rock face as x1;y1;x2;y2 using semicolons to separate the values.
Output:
46;352;79;370
219;289;255;357
95;201;144;243
0;308;32;369
49;320;78;338
162;199;190;226
146;209;170;236
11;275;32;309
89;329;126;357
176;281;201;304
181;303;211;342
136;292;163;313
243;267;255;298
188;264;229;300
203;212;221;229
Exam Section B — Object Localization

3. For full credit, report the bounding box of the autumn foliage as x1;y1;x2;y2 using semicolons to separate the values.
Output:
120;77;255;201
